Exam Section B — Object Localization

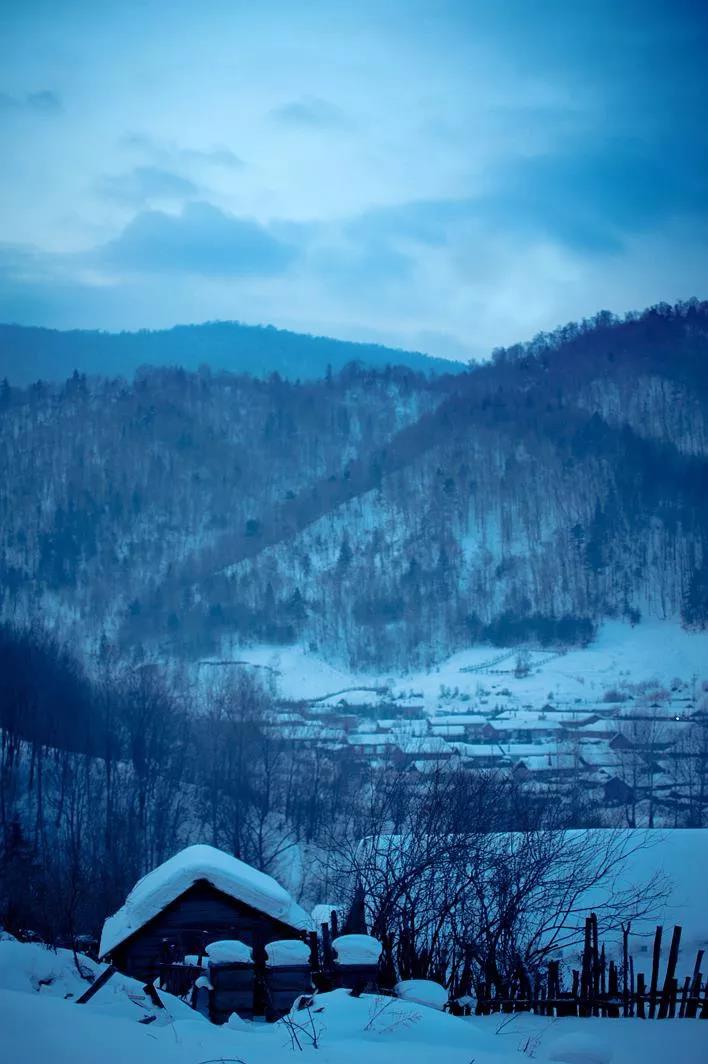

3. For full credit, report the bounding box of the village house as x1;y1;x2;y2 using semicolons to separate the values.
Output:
99;844;311;986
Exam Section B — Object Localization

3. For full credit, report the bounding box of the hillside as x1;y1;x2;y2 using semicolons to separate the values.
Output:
0;320;459;385
1;300;707;670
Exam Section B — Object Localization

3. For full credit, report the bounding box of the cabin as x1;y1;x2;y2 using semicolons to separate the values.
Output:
99;844;311;985
603;775;634;805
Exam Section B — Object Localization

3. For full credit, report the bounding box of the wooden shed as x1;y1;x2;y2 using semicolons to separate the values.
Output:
99;844;310;985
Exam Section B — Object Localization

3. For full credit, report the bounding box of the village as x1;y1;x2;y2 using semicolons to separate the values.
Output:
256;660;707;827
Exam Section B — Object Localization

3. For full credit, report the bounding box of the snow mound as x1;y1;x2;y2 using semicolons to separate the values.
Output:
396;979;448;1010
266;939;311;966
205;939;253;965
0;940;197;1024
100;843;311;956
0;940;100;997
332;934;382;965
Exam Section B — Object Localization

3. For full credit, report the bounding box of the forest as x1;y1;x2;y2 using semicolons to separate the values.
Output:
0;300;707;671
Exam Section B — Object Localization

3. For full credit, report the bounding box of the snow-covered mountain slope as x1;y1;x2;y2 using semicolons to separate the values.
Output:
209;620;708;711
2;301;707;671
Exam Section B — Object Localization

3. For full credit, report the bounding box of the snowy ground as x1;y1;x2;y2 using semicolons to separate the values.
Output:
211;620;708;711
1;940;705;1064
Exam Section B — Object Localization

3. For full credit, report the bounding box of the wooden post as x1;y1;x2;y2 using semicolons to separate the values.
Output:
657;925;681;1019
608;959;619;1018
580;916;592;1017
76;964;116;1005
636;973;646;1019
321;921;333;970
686;950;703;1019
648;926;663;1019
591;913;600;1018
331;909;339;940
548;961;559;1017
622;923;630;1018
700;976;708;1020
679;975;691;1018
308;930;319;971
143;982;165;1010
571;969;579;1016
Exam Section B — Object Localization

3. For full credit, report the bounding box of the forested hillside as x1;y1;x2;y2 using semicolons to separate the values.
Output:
1;300;707;670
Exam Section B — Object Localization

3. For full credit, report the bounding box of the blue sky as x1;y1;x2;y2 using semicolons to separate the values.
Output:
0;0;706;361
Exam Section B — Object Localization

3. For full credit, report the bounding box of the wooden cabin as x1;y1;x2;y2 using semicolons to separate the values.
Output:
99;844;310;985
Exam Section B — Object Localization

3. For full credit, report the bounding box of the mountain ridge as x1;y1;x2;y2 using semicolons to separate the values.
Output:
0;320;460;385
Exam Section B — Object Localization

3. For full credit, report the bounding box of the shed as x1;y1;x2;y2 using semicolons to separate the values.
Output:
99;844;310;984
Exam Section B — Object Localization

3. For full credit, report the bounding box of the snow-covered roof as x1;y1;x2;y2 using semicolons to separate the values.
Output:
100;844;311;958
402;736;454;755
347;732;398;746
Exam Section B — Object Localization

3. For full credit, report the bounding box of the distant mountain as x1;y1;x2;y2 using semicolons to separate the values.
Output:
1;299;706;670
0;320;460;384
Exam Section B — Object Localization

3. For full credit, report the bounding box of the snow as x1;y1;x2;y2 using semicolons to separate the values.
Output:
228;621;708;712
183;953;206;966
265;938;311;966
576;828;708;958
100;843;311;957
311;902;345;929
396;978;448;1010
1;941;706;1064
333;934;382;965
545;1032;613;1064
0;939;197;1023
205;939;253;965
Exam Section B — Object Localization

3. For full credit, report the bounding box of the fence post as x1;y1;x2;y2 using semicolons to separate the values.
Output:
636;973;646;1019
686;950;703;1019
580;916;592;1017
657;926;681;1020
648;926;663;1019
622;922;631;1018
591;913;600;1017
571;969;580;1016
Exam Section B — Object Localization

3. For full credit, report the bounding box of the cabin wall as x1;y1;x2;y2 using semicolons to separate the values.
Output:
111;879;302;984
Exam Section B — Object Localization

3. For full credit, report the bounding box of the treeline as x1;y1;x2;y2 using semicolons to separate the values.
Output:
0;622;363;941
0;320;456;386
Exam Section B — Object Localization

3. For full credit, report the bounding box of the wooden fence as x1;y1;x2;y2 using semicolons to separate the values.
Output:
473;914;707;1020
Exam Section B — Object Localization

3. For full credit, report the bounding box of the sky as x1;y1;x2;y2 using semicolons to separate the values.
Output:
0;0;706;362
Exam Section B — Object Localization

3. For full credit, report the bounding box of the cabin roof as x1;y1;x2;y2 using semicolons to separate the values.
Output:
99;844;310;957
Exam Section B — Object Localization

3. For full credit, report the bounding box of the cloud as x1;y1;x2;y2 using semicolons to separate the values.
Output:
344;130;708;261
479;137;708;253
92;201;297;277
349;199;477;249
0;89;62;116
179;146;244;169
121;133;244;169
96;166;199;205
269;96;351;129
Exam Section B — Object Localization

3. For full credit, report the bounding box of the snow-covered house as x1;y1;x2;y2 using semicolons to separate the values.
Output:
99;844;310;984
